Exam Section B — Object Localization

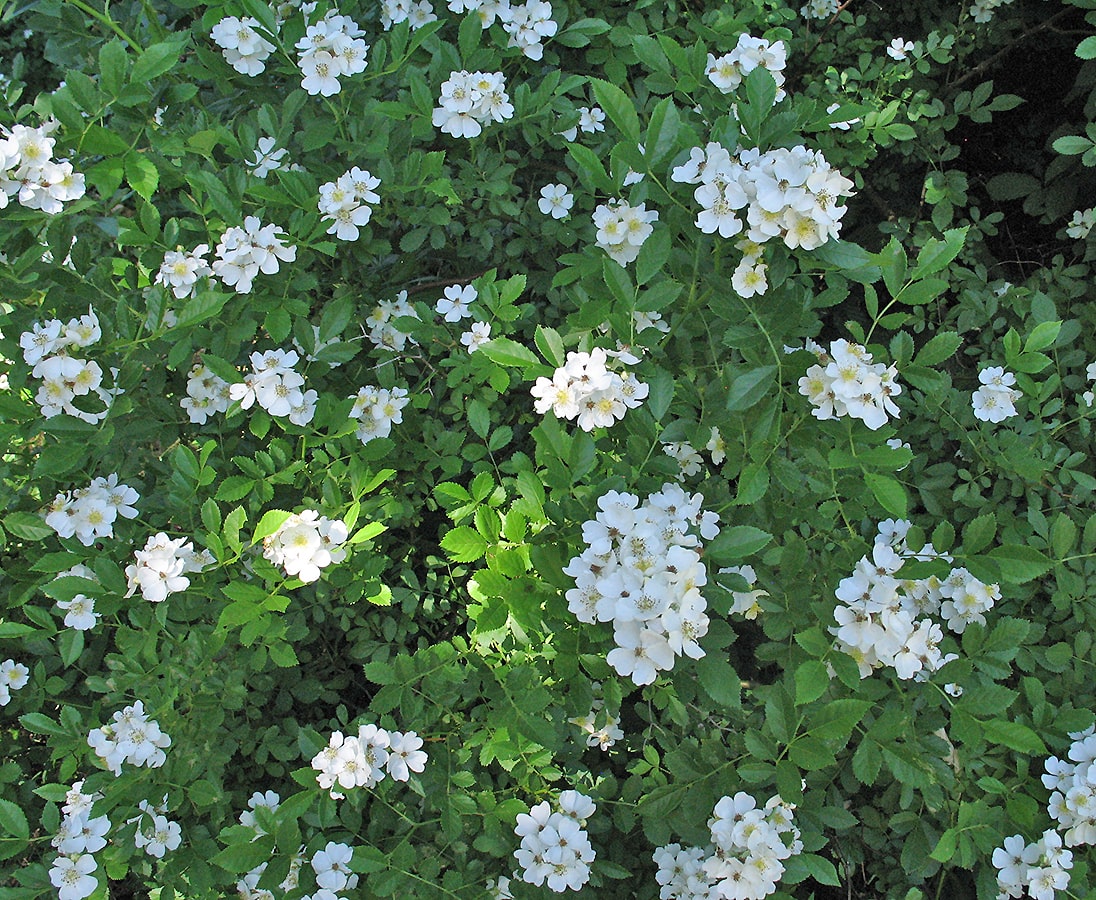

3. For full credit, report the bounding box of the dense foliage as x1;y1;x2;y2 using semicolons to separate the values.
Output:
2;0;1096;897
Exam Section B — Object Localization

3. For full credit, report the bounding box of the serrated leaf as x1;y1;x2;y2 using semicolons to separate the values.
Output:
124;152;159;201
980;718;1046;754
915;332;962;367
534;326;564;368
725;365;777;412
132;38;187;83
1024;320;1061;352
478;337;544;370
963;513;996;554
590;78;640;141
897;278;948;306
252;510;293;543
865;473;907;517
0;798;29;840
440;526;487;562
1053;135;1093;156
3;512;53;541
706;526;772;562
986;545;1052;584
695;654;741;708
795;660;829;705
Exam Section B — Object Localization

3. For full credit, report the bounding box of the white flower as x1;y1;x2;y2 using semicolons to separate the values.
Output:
887;37;915;60
248;137;287;178
49;854;98;900
436;283;477;321
386;731;428;781
461;322;491;353
538;183;574;219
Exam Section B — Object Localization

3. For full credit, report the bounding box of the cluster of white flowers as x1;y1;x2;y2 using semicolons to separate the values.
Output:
181;361;233;424
662;440;704;479
720;564;770;620
21;309;121;423
538;183;574;219
558;105;605;141
972;366;1020;423
229;348;317;425
87;701;171;775
53;565;101;632
563;485;720;685
654;793;801;900
0;658;29;705
886;37;915;61
800;0;839;18
993;829;1072;900
49;782;108;900
530;348;648;431
499;0;557;59
44;474;139;546
970;0;1014;23
295;9;369;97
705;34;787;99
380;0;437;30
155;245;212;299
1043;726;1096;847
310;725;428;798
568;684;623;750
318;166;381;241
432;70;514;138
671;143;855;254
365;289;420;351
348;384;411;444
131;798;182;858
124;532;212;603
1066;207;1095;240
212;217;297;294
0;121;85;213
514;791;596;892
797;338;901;430
210;16;276;76
830;519;1002;679
592;199;659;266
263;510;349;583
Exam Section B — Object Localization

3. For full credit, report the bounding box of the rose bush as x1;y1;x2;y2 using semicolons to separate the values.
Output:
2;0;1096;897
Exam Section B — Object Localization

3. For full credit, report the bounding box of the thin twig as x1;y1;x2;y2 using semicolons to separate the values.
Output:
948;7;1074;91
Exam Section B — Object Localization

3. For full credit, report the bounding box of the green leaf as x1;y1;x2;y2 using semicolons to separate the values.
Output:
695;655;741;708
865;473;907;518
590;78;640;142
795;660;829;705
252;510;294;543
602;257;634;305
98;40;129;97
706;526;772;562
19;712;67;737
124;152;159;201
177;291;228;328
0;623;36;638
914;332;962;367
980;718;1046;754
963;513;996;555
725;365;777;412
1078;35;1096;59
58;629;84;666
878;237;907;297
0;798;29;840
930;828;958;863
897;278;948;306
3;512;52;541
440;526;487;562
211;836;276;873
644;96;681;170
534;326;564;368
986;545;1053;584
1053;135;1093;156
478;338;545;371
646;366;674;422
132;38;187;82
567;143;614;194
1024;320;1061;352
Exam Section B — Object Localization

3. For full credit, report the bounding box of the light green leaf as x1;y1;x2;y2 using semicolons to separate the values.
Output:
590;78;640;142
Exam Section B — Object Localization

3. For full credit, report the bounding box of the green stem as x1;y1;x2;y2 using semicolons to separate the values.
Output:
63;0;142;51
